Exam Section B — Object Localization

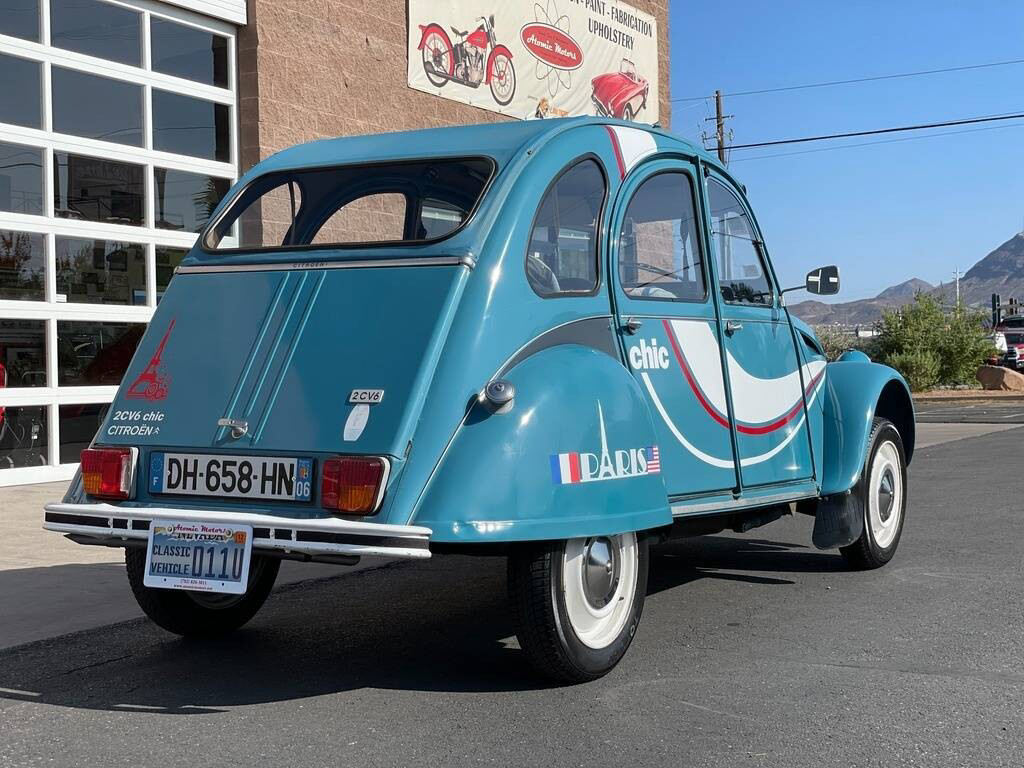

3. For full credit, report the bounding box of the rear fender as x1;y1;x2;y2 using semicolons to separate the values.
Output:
821;351;915;496
412;345;671;543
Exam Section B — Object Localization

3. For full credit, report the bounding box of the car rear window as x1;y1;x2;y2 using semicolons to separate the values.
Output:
203;157;494;251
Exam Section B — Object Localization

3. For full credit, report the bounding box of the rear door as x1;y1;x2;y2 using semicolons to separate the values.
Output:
610;159;737;497
705;176;819;488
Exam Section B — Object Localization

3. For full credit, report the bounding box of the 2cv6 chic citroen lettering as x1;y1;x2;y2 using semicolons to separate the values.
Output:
44;118;914;682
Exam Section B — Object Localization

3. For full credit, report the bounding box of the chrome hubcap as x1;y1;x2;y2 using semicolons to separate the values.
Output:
582;537;619;609
877;469;895;522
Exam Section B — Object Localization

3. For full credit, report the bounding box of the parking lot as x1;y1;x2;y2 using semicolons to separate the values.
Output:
1;418;1021;767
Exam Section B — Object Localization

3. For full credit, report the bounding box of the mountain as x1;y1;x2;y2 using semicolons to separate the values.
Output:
788;278;934;326
876;278;934;300
789;232;1024;326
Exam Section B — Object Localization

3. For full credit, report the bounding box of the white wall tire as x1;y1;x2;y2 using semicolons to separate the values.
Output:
841;418;908;569
509;533;648;683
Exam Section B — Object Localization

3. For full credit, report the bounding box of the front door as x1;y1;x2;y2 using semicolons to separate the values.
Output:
611;160;737;498
704;176;820;488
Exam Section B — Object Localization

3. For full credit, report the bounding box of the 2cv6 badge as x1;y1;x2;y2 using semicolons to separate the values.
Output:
44;118;914;682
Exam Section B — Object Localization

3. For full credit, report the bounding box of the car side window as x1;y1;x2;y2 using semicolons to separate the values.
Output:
526;158;605;297
618;172;706;302
707;179;773;306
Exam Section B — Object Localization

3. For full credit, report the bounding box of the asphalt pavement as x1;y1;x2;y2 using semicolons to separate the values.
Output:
914;398;1024;424
1;424;1022;767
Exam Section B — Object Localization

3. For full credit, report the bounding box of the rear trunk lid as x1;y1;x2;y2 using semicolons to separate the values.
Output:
99;262;466;458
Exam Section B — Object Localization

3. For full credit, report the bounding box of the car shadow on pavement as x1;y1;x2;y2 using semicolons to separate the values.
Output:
0;534;844;713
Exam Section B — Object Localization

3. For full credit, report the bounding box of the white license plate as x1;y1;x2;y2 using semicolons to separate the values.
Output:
143;519;253;594
149;452;313;502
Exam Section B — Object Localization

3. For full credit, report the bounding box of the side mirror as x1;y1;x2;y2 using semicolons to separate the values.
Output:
805;265;840;296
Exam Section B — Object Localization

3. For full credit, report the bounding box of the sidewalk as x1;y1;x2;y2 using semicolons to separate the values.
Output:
0;482;366;650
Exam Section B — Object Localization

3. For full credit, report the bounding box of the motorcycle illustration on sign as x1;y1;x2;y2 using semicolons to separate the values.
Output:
417;14;516;106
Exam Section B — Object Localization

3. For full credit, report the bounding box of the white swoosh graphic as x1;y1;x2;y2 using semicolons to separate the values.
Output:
641;370;825;468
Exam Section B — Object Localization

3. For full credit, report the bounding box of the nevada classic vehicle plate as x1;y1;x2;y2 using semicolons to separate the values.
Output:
149;453;313;502
144;520;254;594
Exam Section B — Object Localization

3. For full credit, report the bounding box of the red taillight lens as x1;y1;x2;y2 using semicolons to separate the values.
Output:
321;457;387;514
80;447;136;500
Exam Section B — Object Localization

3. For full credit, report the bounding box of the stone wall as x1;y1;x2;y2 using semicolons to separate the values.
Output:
237;0;671;172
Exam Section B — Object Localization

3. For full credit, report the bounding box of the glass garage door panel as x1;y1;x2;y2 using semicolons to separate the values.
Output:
0;230;45;301
0;141;43;216
55;238;147;305
59;403;107;464
0;319;46;387
0;405;48;470
57;320;144;387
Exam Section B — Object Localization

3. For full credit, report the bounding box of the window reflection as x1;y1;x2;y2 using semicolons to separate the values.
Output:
0;0;40;41
0;230;45;301
0;405;48;470
0;141;44;216
152;90;230;161
55;237;147;305
50;0;141;66
57;320;144;386
52;67;143;146
154;168;228;233
151;17;228;87
54;152;145;226
59;403;106;463
0;318;46;387
155;246;187;302
0;53;42;129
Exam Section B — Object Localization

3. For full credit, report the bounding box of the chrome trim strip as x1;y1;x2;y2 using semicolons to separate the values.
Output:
672;490;816;516
176;256;474;275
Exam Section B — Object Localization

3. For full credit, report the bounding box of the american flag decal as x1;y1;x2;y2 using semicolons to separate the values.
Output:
645;445;660;473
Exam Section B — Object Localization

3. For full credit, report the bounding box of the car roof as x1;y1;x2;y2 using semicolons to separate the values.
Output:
246;117;718;177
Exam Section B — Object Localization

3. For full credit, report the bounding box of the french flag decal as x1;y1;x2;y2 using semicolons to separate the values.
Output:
551;452;582;485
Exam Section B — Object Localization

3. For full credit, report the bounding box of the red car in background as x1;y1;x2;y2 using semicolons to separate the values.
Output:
592;59;649;121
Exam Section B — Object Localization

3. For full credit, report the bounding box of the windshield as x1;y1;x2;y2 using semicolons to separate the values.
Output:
203;157;494;251
1005;332;1024;345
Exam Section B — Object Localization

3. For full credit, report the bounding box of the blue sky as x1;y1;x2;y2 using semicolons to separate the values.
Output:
669;1;1024;301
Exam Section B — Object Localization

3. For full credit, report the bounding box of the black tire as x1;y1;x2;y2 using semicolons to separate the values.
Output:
840;418;907;570
126;548;280;636
508;533;648;683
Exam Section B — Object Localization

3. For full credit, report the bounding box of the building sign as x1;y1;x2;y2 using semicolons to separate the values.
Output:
408;0;659;122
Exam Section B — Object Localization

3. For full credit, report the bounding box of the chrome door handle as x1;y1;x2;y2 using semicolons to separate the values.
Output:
623;317;643;335
724;320;744;336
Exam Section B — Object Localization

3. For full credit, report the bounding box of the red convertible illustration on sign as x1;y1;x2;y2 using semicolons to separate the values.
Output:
592;59;650;121
417;14;516;106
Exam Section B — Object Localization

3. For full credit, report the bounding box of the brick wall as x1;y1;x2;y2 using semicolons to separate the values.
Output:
238;0;671;172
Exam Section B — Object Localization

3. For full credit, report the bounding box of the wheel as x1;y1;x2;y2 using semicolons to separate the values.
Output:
489;53;515;106
508;532;648;683
126;548;280;636
622;104;635;122
840;418;907;569
421;27;453;87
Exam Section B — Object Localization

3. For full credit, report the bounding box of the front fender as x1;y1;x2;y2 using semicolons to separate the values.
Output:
821;352;915;496
412;345;671;543
485;44;514;84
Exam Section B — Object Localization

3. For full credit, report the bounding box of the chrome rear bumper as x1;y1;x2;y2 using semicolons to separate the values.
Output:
43;502;432;561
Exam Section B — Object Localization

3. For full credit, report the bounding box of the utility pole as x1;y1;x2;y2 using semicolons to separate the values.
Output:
704;90;733;164
715;90;727;163
952;268;962;307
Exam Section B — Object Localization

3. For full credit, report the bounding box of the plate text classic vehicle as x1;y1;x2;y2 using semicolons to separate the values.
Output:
44;118;914;682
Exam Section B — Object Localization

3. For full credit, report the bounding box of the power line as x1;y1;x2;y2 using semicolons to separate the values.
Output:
729;121;1024;163
672;57;1024;102
723;111;1024;151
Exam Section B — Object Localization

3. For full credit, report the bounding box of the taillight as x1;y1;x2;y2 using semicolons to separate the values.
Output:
321;457;388;514
80;447;137;500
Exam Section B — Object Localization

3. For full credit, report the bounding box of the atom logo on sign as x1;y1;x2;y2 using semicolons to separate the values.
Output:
521;1;583;96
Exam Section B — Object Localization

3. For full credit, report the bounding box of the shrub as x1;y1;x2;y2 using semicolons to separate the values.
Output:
874;293;996;390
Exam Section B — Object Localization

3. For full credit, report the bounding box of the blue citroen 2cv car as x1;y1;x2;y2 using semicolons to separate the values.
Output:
44;117;914;682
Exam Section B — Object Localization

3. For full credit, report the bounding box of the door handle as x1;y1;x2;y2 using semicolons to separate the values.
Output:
623;317;643;335
724;320;744;336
